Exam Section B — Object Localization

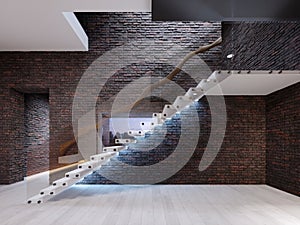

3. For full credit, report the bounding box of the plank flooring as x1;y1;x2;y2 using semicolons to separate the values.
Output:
0;181;299;225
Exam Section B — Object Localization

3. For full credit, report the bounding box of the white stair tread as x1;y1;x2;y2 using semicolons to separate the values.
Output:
128;130;145;136
103;145;126;153
197;78;217;91
173;96;193;112
115;139;137;144
90;152;116;162
27;194;52;205
152;113;165;125
185;87;204;101
140;121;156;131
162;104;177;119
52;177;80;187
40;185;66;196
78;160;103;170
65;168;93;179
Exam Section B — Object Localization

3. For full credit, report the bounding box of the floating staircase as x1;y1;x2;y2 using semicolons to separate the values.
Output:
27;151;124;204
29;70;291;204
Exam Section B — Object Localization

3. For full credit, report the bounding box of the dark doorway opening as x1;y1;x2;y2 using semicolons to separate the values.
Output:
24;94;50;176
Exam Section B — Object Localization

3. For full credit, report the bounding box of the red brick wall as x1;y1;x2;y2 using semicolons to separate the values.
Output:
81;96;266;184
222;21;300;196
0;87;10;183
0;13;297;189
0;88;25;184
266;83;300;196
0;13;222;184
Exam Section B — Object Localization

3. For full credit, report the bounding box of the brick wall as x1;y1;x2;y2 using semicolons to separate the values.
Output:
222;21;300;70
0;13;297;189
222;21;299;196
0;88;25;184
81;96;266;184
266;83;300;196
24;94;49;176
0;87;10;183
0;13;222;184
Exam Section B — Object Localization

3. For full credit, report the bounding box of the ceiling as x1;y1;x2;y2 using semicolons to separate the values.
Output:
0;0;151;51
206;70;300;95
0;3;299;95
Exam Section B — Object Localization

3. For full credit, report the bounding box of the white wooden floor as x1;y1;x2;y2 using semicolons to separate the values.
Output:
0;181;299;225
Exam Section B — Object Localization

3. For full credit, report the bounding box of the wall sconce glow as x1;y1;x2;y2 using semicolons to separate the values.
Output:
227;54;234;59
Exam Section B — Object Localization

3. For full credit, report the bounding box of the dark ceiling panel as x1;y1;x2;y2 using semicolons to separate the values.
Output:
152;0;300;21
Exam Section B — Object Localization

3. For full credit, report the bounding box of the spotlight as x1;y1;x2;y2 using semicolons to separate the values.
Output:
226;54;234;59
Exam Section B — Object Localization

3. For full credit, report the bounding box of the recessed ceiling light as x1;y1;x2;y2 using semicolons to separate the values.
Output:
227;54;234;59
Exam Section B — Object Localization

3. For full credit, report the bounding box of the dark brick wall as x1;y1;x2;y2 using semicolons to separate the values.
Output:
221;21;299;195
24;94;49;176
77;13;222;70
0;87;10;184
9;89;26;182
81;96;266;184
0;13;297;189
266;82;300;196
221;21;300;70
0;13;222;183
0;87;25;184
